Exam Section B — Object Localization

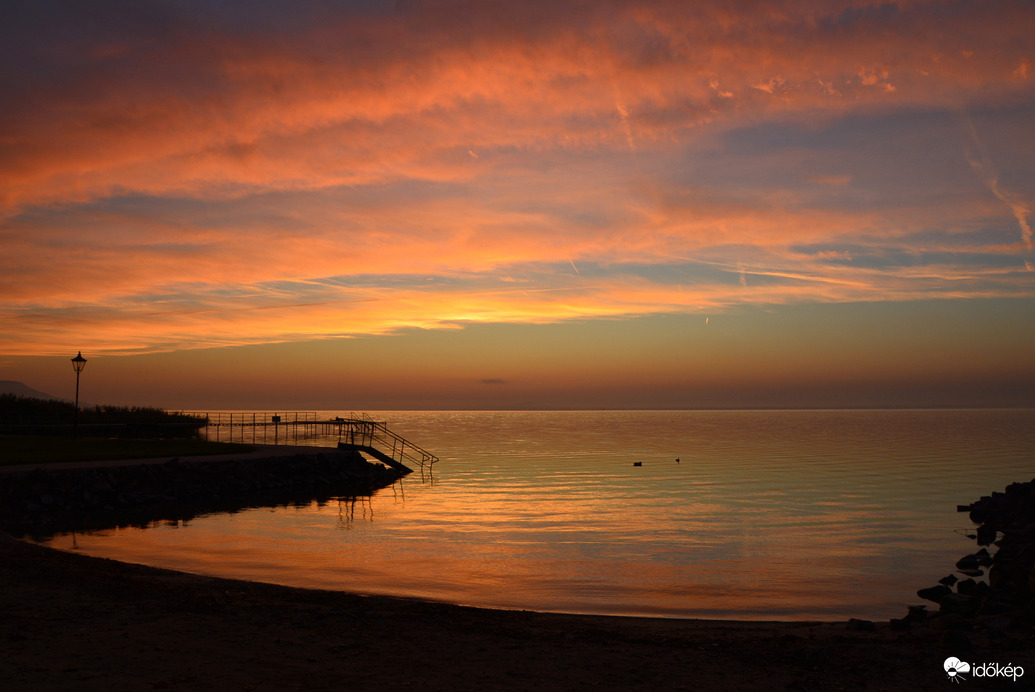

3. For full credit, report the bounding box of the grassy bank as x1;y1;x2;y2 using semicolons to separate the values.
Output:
1;436;254;466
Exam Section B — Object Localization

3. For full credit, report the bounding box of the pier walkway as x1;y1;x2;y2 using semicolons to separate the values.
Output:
185;411;438;474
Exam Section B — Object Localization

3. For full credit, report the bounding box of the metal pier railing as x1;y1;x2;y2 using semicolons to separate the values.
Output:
183;411;438;474
334;413;439;474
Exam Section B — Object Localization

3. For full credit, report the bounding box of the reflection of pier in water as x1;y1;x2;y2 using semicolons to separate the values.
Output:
337;474;407;529
185;411;438;476
336;495;373;528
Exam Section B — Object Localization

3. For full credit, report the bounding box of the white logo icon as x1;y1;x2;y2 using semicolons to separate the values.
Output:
944;657;971;683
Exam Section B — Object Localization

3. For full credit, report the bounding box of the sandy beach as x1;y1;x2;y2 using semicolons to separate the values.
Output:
1;530;984;691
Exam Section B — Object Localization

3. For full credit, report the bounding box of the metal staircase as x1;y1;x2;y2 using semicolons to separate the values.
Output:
334;413;438;475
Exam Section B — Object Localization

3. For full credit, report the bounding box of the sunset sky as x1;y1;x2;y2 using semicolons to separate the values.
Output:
2;0;1033;409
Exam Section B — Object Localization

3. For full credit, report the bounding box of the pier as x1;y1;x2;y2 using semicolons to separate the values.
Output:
185;411;438;474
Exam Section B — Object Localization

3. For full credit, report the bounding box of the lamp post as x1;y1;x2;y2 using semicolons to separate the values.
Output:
71;351;87;438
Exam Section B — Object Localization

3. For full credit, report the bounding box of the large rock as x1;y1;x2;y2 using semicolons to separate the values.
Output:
917;585;952;604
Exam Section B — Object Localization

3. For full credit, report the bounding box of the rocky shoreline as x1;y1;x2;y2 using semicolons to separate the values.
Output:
897;478;1035;654
0;448;406;537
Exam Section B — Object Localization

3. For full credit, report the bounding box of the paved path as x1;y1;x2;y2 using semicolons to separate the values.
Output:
0;444;339;475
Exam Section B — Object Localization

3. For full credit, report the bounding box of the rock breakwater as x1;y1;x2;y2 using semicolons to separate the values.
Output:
0;448;405;537
896;478;1034;649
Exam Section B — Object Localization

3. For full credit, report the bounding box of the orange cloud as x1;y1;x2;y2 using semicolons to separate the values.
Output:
1;0;1033;357
3;1;1030;209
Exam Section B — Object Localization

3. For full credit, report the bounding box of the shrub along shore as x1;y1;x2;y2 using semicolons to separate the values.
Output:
0;394;207;439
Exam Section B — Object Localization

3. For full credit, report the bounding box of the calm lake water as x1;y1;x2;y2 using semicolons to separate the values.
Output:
41;409;1035;620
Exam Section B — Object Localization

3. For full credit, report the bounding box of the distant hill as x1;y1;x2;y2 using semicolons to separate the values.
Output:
0;381;66;402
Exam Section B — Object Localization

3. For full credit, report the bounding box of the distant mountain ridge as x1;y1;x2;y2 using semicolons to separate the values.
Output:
0;380;66;402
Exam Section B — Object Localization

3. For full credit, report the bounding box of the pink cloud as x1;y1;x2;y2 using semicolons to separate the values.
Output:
0;0;1032;356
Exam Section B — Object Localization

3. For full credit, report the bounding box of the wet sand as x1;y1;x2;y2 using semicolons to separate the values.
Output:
1;531;966;691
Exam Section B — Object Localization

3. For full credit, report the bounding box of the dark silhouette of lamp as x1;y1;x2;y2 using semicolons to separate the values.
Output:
71;351;87;438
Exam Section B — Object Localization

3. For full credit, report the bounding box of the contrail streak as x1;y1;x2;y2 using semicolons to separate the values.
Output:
961;111;1032;250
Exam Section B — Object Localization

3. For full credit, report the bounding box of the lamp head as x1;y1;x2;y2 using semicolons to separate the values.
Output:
71;351;87;373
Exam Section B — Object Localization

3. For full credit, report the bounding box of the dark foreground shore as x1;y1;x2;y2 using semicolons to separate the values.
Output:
2;532;979;692
3;453;1031;691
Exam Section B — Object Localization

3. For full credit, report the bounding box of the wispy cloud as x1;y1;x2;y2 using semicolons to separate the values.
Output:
961;111;1033;250
1;0;1033;355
